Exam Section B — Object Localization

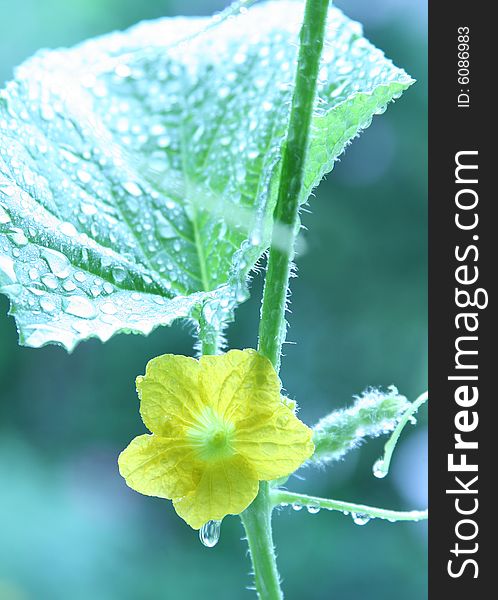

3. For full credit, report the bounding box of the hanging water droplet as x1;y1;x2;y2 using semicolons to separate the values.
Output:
307;504;320;514
351;513;371;526
372;459;388;479
199;520;221;548
292;503;303;511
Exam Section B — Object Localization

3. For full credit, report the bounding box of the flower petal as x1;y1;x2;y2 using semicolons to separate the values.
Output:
137;354;203;436
234;404;314;480
118;434;201;499
199;349;281;423
172;454;259;529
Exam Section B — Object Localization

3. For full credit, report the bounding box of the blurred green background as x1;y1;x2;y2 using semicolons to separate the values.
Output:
0;1;427;599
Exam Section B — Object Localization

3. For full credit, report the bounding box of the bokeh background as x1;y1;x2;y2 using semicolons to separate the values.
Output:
0;1;427;599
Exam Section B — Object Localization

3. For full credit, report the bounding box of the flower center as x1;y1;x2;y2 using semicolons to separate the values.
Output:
187;407;235;461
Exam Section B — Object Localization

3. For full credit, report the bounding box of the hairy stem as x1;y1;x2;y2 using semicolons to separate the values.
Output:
272;490;428;523
198;306;224;355
258;0;329;370
241;483;282;600
200;330;221;355
244;0;330;598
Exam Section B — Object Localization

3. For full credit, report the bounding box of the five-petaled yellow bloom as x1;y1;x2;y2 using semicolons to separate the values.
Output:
118;348;314;529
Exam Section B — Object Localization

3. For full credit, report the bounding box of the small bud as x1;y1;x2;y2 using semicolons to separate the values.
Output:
310;386;409;465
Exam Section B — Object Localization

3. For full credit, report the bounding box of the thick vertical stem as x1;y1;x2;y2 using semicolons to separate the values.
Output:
198;306;224;355
244;1;330;599
241;483;282;600
200;330;222;355
258;0;330;370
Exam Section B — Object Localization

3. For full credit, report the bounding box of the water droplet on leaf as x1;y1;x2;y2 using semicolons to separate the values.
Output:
42;274;58;290
40;298;56;313
8;228;28;247
112;267;126;283
63;295;97;319
0;255;17;284
42;248;71;279
0;205;11;224
100;301;117;315
77;169;91;184
123;181;142;197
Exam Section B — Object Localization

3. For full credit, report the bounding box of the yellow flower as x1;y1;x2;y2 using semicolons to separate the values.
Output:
118;348;314;529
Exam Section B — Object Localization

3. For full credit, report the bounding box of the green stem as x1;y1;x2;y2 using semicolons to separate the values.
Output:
244;1;330;598
200;328;221;355
201;337;219;355
241;483;282;600
271;490;428;523
374;391;428;478
198;304;224;355
258;0;329;370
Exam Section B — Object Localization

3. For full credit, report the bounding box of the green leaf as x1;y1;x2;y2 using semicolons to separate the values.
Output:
0;1;413;351
310;387;410;465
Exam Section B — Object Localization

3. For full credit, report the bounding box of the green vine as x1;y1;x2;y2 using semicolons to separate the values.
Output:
242;0;330;598
257;0;330;370
373;391;429;479
271;490;428;523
